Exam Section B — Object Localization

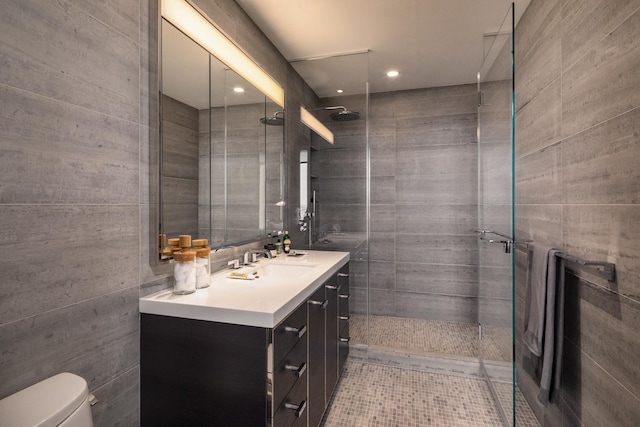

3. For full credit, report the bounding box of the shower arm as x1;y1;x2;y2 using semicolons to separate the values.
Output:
306;106;347;112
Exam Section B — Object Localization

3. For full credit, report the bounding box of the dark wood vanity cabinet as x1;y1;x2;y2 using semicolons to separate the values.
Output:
307;264;349;427
307;285;327;427
140;261;350;427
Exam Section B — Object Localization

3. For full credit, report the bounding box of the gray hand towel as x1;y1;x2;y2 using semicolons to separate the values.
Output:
523;243;554;356
523;242;565;405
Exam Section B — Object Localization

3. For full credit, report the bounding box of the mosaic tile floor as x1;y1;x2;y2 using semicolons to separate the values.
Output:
493;382;541;427
350;315;511;361
322;360;503;427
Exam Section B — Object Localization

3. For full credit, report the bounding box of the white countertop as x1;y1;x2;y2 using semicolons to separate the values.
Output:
140;250;349;328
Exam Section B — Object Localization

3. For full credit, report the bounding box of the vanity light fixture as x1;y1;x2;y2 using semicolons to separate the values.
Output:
162;0;284;107
300;106;334;144
233;86;245;93
336;89;344;93
386;70;399;77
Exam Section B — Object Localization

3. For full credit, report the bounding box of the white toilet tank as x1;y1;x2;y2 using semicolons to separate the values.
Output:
0;373;94;427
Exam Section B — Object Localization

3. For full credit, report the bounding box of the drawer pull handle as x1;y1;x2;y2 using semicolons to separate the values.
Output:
285;400;307;418
284;325;307;338
337;273;349;278
340;337;351;343
338;294;350;300
285;362;307;377
308;299;328;309
325;284;338;290
339;315;350;321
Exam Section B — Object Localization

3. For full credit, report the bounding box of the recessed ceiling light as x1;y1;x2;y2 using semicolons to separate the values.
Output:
233;86;245;93
336;89;344;93
386;70;399;77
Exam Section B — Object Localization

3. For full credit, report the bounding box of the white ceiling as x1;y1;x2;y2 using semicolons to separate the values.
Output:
235;0;531;97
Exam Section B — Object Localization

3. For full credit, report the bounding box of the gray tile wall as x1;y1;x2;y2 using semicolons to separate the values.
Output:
0;0;145;425
367;85;480;323
162;94;199;238
515;0;640;425
1;1;317;426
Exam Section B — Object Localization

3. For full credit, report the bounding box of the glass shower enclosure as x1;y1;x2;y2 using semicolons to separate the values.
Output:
477;4;517;426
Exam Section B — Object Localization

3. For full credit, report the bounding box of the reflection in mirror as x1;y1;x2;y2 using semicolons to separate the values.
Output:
298;150;309;242
160;18;284;253
161;21;208;242
219;68;267;244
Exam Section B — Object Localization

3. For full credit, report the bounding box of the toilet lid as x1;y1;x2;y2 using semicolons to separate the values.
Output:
0;373;88;427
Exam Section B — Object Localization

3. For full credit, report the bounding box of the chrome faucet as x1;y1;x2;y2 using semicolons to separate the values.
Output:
260;248;274;259
246;248;273;261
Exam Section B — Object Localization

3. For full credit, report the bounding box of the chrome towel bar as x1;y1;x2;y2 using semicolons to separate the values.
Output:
474;230;616;281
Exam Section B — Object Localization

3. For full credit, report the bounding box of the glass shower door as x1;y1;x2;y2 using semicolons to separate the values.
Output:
477;3;515;426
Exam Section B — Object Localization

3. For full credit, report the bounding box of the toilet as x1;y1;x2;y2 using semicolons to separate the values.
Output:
0;373;94;427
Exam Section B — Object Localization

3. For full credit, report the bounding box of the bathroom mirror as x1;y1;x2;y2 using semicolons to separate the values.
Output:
160;18;284;252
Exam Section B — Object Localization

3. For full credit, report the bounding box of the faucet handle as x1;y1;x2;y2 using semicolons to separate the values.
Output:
227;259;240;269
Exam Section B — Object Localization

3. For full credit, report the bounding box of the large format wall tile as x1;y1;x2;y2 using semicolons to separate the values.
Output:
395;292;477;323
563;205;640;299
562;9;640;137
395;234;478;266
562;0;640;77
515;144;562;205
515;7;561;110
91;365;140;427
369;232;396;262
395;113;477;147
515;79;562;158
396;204;478;235
0;287;139;398
0;1;140;123
562;107;640;205
0;85;139;204
515;0;562;66
514;203;562;246
396;262;478;297
370;204;395;233
565;273;640;398
394;85;476;118
317;147;366;178
396;144;477;176
515;2;640;425
0;205;139;324
562;339;640;427
396;174;477;205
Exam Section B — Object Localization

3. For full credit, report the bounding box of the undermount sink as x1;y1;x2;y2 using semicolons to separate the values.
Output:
255;263;316;278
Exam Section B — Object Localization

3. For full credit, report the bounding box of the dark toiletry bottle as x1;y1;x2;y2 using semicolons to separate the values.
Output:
283;231;291;254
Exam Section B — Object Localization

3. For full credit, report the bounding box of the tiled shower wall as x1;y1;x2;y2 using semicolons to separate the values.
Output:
514;0;640;425
365;85;482;323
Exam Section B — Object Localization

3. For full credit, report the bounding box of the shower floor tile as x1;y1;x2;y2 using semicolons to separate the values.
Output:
493;382;541;427
350;315;511;361
323;360;503;426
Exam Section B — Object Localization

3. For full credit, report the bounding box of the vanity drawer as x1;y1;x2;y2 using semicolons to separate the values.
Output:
274;302;308;366
338;291;350;318
337;266;350;318
273;334;307;411
338;322;350;374
273;371;307;427
338;314;350;333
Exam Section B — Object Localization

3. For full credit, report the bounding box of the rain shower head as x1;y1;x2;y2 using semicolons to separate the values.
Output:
260;110;284;126
330;108;360;121
323;105;360;121
307;105;360;122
